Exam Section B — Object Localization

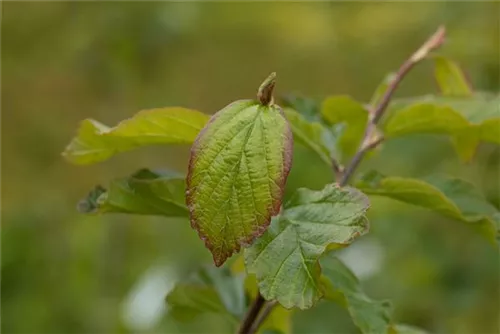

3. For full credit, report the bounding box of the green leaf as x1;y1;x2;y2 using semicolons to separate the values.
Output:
78;168;188;217
283;108;335;166
320;254;393;334
245;184;370;309
434;56;472;96
187;100;293;267
321;95;368;161
63;107;209;165
281;94;321;122
451;128;480;162
356;171;498;244
384;94;500;161
166;266;245;323
384;103;470;137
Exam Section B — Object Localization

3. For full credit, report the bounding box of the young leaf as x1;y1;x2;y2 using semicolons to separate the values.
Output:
187;89;293;266
166;266;245;323
63;107;209;165
320;253;393;334
283;108;335;167
384;103;470;137
78;169;188;217
281;94;321;122
384;94;500;161
434;56;472;96
321;96;368;160
356;171;498;243
245;184;370;309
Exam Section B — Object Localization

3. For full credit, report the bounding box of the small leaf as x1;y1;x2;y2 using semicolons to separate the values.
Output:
434;56;472;96
356;171;498;243
187;100;293;267
320;253;393;334
78;168;188;217
384;94;500;161
284;108;336;166
166;266;245;323
321;96;369;160
384;103;470;137
281;94;321;122
63;107;209;165
245;184;370;309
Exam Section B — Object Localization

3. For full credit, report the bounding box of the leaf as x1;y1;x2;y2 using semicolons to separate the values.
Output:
63;107;209;165
356;171;498;244
78;168;188;217
434;56;472;96
384;103;470;137
321;95;368;160
320;253;393;334
166;266;245;323
245;184;370;309
451;128;479;162
283;108;335;166
187;100;293;267
384;94;500;161
281;94;321;122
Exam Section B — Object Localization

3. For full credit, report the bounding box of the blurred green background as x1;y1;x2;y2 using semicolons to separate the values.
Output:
2;2;499;333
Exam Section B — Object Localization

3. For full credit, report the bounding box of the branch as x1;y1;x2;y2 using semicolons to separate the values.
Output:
339;26;445;186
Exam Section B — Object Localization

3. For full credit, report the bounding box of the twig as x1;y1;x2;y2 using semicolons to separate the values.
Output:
339;26;445;186
238;293;266;334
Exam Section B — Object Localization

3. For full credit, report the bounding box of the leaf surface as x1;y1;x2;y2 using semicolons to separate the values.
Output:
321;96;368;160
320;254;393;334
63;107;209;164
166;266;245;323
245;184;370;309
356;171;498;243
187;100;293;266
384;94;500;161
78;169;188;217
283;108;334;166
434;56;472;96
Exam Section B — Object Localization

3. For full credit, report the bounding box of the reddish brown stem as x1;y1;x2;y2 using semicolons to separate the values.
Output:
339;26;445;186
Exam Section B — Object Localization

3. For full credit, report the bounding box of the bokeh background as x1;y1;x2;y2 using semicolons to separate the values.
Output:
2;2;499;334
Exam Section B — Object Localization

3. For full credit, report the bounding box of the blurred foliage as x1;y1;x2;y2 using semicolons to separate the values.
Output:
2;2;499;334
